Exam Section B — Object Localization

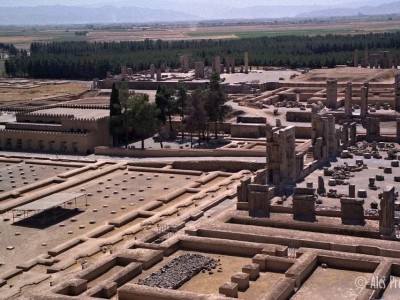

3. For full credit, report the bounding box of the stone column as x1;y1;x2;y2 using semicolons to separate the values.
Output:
213;56;221;74
349;184;356;198
395;74;400;112
397;118;400;142
349;122;357;144
364;47;369;68
360;84;369;119
354;49;359;67
181;55;189;73
244;52;249;74
150;64;155;79
345;82;352;117
366;117;380;138
380;186;395;237
156;69;162;81
326;79;337;109
317;176;325;195
194;62;205;79
127;68;132;76
121;66;127;80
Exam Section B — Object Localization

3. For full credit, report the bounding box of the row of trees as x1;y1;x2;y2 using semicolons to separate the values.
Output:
5;32;400;79
109;73;231;149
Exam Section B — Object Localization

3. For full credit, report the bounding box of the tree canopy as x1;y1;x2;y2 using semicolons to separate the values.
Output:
5;32;400;79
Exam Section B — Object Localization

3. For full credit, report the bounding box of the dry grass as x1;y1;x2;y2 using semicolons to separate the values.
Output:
0;81;89;101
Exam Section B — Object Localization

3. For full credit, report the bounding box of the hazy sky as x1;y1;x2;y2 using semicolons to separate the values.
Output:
0;0;396;6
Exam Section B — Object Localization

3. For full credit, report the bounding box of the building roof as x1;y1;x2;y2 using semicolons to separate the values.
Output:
29;108;109;119
13;193;85;212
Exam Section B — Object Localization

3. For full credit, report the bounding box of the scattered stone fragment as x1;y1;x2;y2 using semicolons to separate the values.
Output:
138;254;218;289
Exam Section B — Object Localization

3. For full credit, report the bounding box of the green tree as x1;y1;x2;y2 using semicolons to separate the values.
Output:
176;83;188;140
118;83;131;148
186;89;207;147
205;72;231;139
155;85;176;132
129;94;158;150
109;83;122;146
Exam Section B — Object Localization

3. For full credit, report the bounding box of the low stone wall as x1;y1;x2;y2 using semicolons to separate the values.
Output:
98;79;208;91
94;146;265;158
118;284;227;300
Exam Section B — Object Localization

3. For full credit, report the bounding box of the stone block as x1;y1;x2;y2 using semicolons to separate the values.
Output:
252;254;268;271
219;282;238;298
328;179;337;186
358;190;367;198
231;272;250;292
341;197;365;225
242;263;260;281
293;187;315;195
384;168;392;174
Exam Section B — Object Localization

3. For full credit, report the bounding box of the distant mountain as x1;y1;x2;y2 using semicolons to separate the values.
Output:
224;5;328;19
297;1;400;18
0;5;200;25
0;1;399;25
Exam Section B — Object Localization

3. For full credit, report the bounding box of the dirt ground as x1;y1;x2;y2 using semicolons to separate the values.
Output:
0;80;89;102
294;67;400;83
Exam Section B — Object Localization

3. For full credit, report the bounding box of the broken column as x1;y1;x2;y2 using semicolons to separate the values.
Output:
127;68;132;76
237;178;251;203
194;62;205;79
349;122;357;145
364;47;369;68
349;184;356;198
345;82;353;117
395;74;400;112
181;54;189;73
397;118;400;142
121;66;127;80
244;52;249;74
365;117;380;138
293;187;316;221
380;186;395;237
213;55;221;74
156;69;162;81
340;198;365;225
326;79;338;109
150;64;155;79
354;49;359;67
341;123;349;145
360;83;369;119
317;176;326;195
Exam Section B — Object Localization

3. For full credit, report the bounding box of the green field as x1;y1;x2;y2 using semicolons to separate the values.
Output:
0;29;88;49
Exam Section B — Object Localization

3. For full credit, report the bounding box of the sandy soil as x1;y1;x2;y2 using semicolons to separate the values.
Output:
291;267;371;300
